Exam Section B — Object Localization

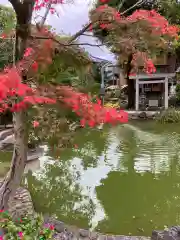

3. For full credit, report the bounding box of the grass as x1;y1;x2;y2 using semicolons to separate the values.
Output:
0;151;12;178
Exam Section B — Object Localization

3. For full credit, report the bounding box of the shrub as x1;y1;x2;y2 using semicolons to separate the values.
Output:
0;211;54;239
169;96;177;107
156;108;180;123
176;84;180;100
104;102;120;108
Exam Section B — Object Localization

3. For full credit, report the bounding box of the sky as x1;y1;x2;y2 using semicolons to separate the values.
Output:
1;0;116;62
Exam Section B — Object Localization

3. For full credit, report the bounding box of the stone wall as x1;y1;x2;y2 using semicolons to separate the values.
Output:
45;215;151;240
0;181;35;219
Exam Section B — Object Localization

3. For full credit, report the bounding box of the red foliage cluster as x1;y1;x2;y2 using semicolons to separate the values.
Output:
34;0;64;12
0;66;128;126
127;9;179;38
2;0;179;127
57;86;128;127
90;4;179;74
131;52;156;74
0;39;128;127
0;68;56;113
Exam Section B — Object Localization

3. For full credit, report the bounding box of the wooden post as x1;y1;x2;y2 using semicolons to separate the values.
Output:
135;76;139;111
165;76;168;109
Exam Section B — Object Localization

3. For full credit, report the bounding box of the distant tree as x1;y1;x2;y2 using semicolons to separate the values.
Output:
90;0;179;108
0;5;16;69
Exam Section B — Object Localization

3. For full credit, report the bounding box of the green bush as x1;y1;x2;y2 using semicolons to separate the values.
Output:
169;96;177;107
0;211;54;239
176;84;180;100
156;108;180;123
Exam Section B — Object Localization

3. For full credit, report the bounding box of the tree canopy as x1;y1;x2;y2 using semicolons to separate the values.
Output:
89;4;178;73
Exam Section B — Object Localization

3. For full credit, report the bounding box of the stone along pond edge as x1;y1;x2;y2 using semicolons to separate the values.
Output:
6;183;170;240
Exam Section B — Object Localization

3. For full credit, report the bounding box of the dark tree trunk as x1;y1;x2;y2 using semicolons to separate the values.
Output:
126;54;135;109
0;0;35;210
0;111;27;209
127;78;135;109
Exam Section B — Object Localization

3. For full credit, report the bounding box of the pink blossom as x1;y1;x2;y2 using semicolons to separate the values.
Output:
24;48;33;57
18;232;23;239
33;120;39;128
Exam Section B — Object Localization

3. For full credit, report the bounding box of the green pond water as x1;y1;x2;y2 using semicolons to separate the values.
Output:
2;121;180;236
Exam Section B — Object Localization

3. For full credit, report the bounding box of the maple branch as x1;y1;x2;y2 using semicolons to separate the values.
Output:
121;0;145;15
39;1;52;28
29;35;105;47
81;33;93;37
68;0;147;43
67;42;104;47
118;0;126;11
68;23;92;43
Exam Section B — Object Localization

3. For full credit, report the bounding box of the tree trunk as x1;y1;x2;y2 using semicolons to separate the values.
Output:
127;77;135;109
0;0;35;210
0;111;27;210
126;54;135;109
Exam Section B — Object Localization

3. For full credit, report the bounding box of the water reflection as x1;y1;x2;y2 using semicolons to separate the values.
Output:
25;122;180;236
27;158;95;228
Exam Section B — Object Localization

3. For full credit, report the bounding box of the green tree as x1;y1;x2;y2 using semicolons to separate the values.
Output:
0;5;16;69
0;4;16;32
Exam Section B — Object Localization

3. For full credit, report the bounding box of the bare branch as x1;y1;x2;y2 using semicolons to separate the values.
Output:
68;42;104;47
69;0;147;43
68;23;92;43
118;0;126;11
29;34;105;47
39;2;52;28
121;0;145;15
81;33;94;37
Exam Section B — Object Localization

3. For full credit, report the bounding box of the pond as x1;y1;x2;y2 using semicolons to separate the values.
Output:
2;121;180;236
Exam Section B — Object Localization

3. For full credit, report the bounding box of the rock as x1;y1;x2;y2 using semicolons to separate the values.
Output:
9;187;35;219
0;144;14;151
97;123;104;130
0;128;13;141
0;181;34;219
69;122;81;132
97;235;107;240
138;112;147;119
151;227;180;240
53;232;74;240
79;229;89;237
54;222;67;233
152;230;165;240
131;115;138;120
90;232;99;240
44;216;66;233
27;147;44;162
0;134;14;149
